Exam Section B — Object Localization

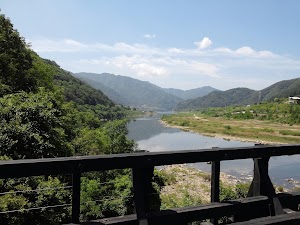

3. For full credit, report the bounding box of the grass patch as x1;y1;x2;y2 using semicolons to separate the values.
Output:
224;125;231;130
160;186;203;210
161;112;300;144
155;169;177;185
179;120;190;126
279;130;300;136
260;128;275;133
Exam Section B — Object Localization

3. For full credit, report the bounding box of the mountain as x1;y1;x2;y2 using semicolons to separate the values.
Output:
176;88;255;110
176;77;300;111
73;72;183;111
163;86;218;100
43;60;115;107
72;76;129;105
258;78;300;102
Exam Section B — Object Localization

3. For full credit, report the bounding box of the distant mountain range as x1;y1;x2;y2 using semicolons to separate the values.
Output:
163;86;218;100
72;72;300;111
176;78;300;111
73;72;217;111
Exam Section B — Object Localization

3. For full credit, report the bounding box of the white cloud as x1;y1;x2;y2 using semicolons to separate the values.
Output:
194;37;213;49
235;47;278;58
64;39;86;47
189;61;219;77
82;55;169;78
167;48;184;54
30;37;300;90
213;47;233;54
144;34;156;39
212;46;277;58
235;46;255;56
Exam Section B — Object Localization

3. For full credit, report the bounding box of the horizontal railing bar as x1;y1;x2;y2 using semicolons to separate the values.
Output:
78;196;269;225
232;211;300;225
0;145;299;179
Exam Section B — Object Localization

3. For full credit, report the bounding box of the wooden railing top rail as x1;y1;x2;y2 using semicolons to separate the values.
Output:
0;144;299;179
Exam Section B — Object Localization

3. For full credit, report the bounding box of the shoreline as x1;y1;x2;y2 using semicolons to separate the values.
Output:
159;119;285;145
159;164;244;204
159;119;297;191
159;164;289;204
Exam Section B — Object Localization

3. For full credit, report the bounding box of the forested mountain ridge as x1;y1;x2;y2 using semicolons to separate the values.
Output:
73;75;131;105
74;72;183;110
176;88;255;110
73;72;218;110
43;59;115;107
253;77;300;102
176;78;300;111
163;86;218;100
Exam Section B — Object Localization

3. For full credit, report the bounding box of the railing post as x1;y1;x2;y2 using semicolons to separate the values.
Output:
211;160;220;203
72;172;81;224
132;166;154;225
247;157;283;216
211;160;220;225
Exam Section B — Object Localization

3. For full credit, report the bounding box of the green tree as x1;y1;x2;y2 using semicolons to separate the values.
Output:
0;89;73;159
0;13;36;93
0;11;142;224
0;175;71;225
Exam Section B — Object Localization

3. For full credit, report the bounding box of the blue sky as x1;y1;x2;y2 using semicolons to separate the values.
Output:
1;0;300;90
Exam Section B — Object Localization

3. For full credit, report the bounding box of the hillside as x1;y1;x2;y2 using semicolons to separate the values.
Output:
74;76;130;105
176;78;300;111
163;86;218;100
176;88;255;110
42;60;115;107
260;78;300;101
74;72;183;111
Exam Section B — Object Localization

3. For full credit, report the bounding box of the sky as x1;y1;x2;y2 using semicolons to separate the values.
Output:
1;0;300;91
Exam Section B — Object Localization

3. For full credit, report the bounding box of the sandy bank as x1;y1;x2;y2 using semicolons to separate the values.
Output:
159;119;285;145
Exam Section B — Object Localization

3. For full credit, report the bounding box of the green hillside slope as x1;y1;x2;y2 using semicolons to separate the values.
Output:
176;78;300;111
74;72;183;110
163;86;218;100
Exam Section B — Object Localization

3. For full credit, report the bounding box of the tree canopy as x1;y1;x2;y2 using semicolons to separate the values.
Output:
0;12;142;224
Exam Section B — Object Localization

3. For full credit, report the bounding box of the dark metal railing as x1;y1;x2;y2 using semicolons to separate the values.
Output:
1;144;300;225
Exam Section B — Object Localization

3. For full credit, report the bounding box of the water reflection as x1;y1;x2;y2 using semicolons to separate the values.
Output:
127;113;254;175
127;113;300;188
127;117;178;142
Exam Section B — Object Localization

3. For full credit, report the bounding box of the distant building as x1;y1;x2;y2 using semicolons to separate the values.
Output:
288;96;300;104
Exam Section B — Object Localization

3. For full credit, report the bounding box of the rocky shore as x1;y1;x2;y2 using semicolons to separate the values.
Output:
159;164;291;207
159;164;246;204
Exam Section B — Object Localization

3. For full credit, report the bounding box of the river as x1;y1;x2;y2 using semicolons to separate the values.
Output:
127;113;300;189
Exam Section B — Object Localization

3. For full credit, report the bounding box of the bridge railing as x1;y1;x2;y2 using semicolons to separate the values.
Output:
1;144;300;224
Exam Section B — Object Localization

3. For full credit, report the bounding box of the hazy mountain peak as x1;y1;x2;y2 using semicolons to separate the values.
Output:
73;72;218;110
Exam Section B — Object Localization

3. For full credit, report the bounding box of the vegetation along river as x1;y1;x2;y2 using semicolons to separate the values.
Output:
127;113;300;189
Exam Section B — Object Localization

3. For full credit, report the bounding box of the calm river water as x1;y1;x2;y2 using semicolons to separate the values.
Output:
127;113;300;188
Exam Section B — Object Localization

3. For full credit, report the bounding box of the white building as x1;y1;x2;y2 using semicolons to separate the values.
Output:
288;96;300;104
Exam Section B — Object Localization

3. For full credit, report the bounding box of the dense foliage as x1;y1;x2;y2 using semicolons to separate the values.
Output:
0;15;36;93
0;90;72;159
53;66;114;107
0;12;141;224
